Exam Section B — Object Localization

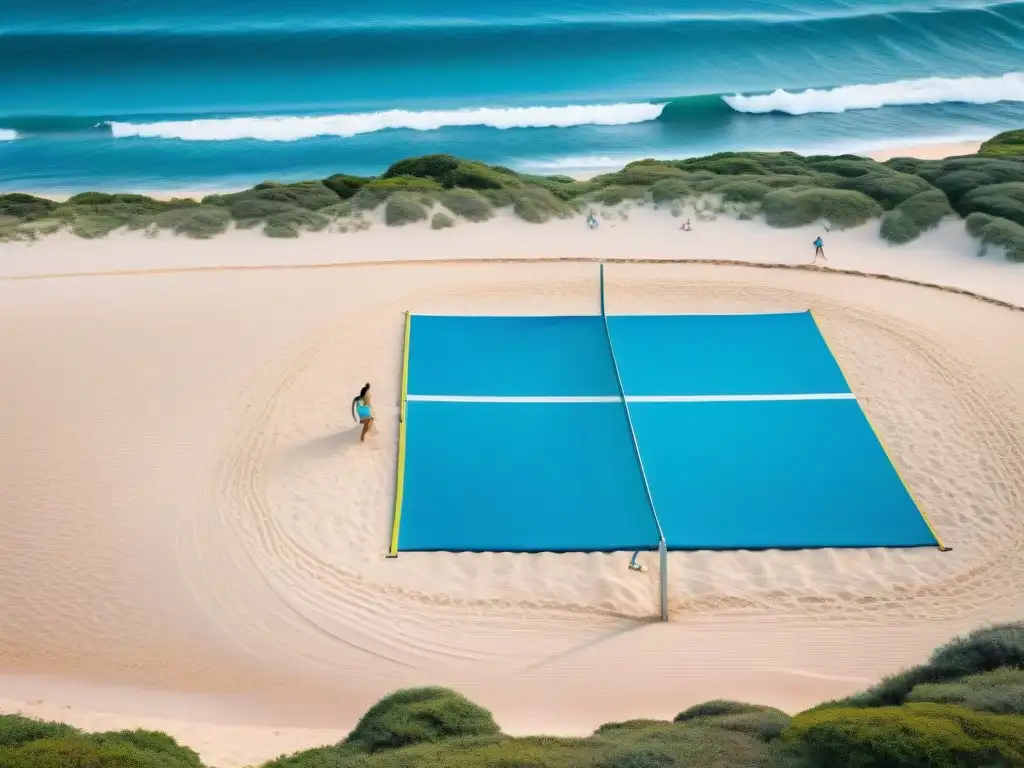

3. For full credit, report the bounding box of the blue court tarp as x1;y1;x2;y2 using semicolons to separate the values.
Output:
396;311;939;553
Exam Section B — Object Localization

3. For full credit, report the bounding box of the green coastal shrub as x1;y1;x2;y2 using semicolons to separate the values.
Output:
0;719;204;768
263;744;371;768
383;154;460;181
322;173;370;199
979;129;1024;157
966;211;996;237
880;189;955;244
588;185;648;205
0;193;59;222
593;164;689;188
762;188;882;229
71;216;125;238
675;700;768;721
90;729;204;765
62;192;190;217
840;622;1024;708
648;178;692;203
318;201;355;219
439;189;493;221
19;218;63;236
215;181;339;211
513;188;573;223
594;742;682;768
0;714;81;747
351;177;442;210
781;703;1024;768
384;195;428;226
969;215;1024;262
700;709;791;742
674;700;790;742
431;212;455;229
344;687;500;753
715;180;772;203
264;208;330;237
680;154;769;176
833;171;933;209
172;206;232;238
806;156;882;179
443;161;510;191
920;158;1024;204
593;720;670;735
959;182;1024;227
908;668;1024;715
227;198;298;220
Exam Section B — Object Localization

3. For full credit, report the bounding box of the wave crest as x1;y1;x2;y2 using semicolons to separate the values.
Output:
109;103;664;142
0;129;17;141
725;72;1024;115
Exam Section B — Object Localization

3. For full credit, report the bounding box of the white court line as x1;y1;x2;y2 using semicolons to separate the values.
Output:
406;393;855;403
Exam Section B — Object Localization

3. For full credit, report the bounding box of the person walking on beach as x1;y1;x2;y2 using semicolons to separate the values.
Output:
813;235;825;261
352;383;374;442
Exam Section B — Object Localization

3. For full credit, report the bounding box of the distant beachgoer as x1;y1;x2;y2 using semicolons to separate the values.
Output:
352;382;374;442
681;218;692;231
813;236;825;260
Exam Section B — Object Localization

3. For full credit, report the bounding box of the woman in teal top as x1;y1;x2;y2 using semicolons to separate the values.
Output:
352;382;374;442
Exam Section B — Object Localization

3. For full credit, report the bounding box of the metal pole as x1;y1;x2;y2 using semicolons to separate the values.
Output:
599;262;606;315
659;537;668;621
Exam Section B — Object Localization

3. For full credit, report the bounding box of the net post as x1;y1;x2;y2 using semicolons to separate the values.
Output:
599;262;606;315
659;538;668;621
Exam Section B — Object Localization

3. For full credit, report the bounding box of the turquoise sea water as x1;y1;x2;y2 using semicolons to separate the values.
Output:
3;0;1024;192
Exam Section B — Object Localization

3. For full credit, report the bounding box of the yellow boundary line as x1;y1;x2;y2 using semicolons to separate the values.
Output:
387;311;412;557
809;309;950;552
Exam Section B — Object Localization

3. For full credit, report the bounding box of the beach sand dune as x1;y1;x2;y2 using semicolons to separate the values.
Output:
1;214;1022;767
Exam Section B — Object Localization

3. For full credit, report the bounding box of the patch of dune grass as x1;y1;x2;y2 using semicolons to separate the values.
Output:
383;194;428;226
762;188;882;229
431;212;455;229
5;139;1024;248
438;189;493;222
907;668;1024;715
968;214;1024;262
879;188;954;244
979;128;1024;157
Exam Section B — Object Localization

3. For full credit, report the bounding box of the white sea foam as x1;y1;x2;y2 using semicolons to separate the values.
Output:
726;72;1024;115
0;129;17;141
104;71;1024;143
108;103;664;142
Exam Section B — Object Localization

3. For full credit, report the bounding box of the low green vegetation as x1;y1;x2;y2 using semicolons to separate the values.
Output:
979;129;1024;157
431;211;455;229
1;129;1023;262
3;622;1021;767
779;703;1024;768
0;714;204;768
880;188;955;245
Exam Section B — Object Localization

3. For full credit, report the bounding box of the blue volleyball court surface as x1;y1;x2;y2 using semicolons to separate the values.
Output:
391;307;942;553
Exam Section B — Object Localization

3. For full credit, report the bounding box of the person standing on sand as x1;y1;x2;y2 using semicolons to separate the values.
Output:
352;383;374;442
813;236;825;261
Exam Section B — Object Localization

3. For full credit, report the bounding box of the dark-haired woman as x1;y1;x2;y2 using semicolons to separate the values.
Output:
352;383;374;442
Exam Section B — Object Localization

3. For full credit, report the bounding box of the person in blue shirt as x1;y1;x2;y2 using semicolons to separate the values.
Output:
813;235;825;261
352;382;374;442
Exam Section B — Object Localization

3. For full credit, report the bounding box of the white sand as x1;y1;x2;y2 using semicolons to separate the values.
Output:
1;202;1022;768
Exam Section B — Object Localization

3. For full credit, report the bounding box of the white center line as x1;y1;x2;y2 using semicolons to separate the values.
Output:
406;393;856;403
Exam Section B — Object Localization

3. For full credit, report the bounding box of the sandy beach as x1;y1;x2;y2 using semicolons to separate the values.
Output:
2;165;1023;767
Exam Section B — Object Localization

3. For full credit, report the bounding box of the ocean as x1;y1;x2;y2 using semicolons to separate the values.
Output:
3;0;1024;193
